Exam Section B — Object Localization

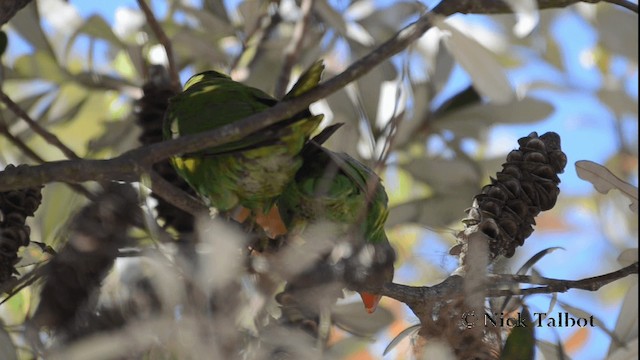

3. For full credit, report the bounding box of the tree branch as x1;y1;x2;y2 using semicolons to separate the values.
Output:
137;0;181;92
375;262;638;308
0;0;32;26
0;0;634;191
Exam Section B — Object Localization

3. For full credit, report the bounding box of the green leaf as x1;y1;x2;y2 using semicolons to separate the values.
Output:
43;82;88;124
501;307;535;360
13;51;68;83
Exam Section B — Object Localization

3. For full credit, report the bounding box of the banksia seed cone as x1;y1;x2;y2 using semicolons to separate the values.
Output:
30;183;138;333
136;65;196;233
457;131;567;260
0;164;43;290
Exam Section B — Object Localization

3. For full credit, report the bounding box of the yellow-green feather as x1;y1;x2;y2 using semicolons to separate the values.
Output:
165;63;324;212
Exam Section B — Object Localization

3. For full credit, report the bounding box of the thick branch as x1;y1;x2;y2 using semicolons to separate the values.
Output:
1;0;634;191
376;262;638;308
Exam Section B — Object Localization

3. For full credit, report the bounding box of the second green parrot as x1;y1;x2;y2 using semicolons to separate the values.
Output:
164;62;324;214
277;138;396;313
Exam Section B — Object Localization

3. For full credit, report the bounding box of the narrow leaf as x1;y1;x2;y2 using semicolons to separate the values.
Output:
502;0;539;37
384;324;421;355
517;247;565;275
332;302;394;337
536;340;568;360
617;248;638;267
433;17;514;104
608;283;639;356
575;160;638;213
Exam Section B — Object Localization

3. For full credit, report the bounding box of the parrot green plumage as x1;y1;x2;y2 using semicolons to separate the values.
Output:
277;138;395;313
164;61;324;213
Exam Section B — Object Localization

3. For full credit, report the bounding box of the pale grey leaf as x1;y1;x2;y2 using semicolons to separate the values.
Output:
175;3;234;38
419;341;457;359
431;38;456;94
608;338;638;360
39;0;83;36
517;247;564;275
501;0;539;37
326;336;368;358
387;189;477;228
8;1;54;56
314;0;349;37
558;301;623;346
599;88;638;118
608;283;639;357
596;7;638;63
350;52;397;131
432;97;554;138
358;2;423;41
332;301;394;336
401;157;480;192
536;340;570;360
618;248;638;267
65;14;125;62
384;324;420;355
433;17;514;104
575;160;638;213
237;0;266;35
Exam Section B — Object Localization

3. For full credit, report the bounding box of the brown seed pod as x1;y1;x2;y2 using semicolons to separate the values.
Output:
455;132;567;260
0;164;43;289
135;65;196;233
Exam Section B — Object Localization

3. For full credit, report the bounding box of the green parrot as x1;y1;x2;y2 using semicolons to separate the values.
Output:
164;61;324;215
277;136;396;313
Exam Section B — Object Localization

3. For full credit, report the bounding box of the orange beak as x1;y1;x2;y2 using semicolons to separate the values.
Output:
358;292;382;314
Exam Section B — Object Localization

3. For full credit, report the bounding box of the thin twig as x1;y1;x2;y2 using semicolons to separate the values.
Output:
147;170;209;216
0;89;80;160
137;0;181;91
230;3;281;73
375;262;638;307
489;262;639;293
0;120;45;163
274;0;315;98
0;112;94;198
